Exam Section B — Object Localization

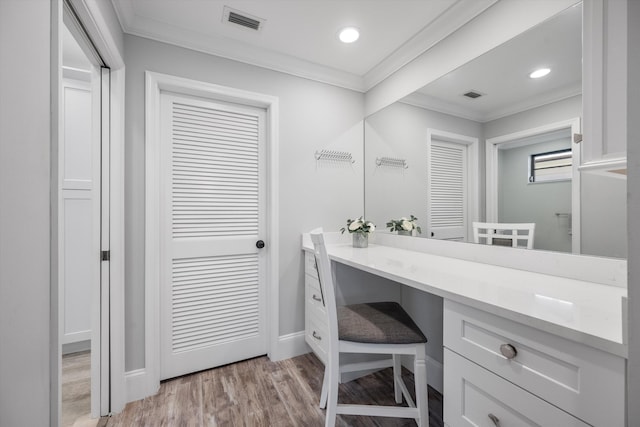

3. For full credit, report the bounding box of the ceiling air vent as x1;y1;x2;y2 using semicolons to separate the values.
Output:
223;6;264;31
463;90;484;99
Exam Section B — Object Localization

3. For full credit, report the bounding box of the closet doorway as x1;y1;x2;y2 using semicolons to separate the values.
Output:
60;4;110;424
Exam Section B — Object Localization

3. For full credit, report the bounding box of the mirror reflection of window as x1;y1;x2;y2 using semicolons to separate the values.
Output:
498;130;572;253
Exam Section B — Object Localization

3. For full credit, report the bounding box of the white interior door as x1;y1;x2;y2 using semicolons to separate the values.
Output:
427;139;468;241
159;92;267;380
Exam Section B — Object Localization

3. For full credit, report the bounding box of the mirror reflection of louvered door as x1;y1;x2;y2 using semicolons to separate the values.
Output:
159;92;267;380
428;139;468;241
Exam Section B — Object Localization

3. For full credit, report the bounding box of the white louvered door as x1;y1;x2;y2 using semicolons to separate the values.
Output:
159;92;267;380
428;139;468;241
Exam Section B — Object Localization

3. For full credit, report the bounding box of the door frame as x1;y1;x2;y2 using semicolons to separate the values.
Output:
485;117;581;253
53;0;127;422
144;71;280;396
426;128;480;241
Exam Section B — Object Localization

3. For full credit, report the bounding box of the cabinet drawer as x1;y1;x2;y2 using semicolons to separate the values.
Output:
305;251;318;279
306;281;326;319
306;312;328;364
444;300;625;427
444;349;588;427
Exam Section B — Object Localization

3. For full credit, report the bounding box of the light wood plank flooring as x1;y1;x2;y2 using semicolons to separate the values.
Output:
63;350;97;427
101;353;443;426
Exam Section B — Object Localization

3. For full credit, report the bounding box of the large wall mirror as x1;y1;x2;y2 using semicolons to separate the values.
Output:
364;2;627;259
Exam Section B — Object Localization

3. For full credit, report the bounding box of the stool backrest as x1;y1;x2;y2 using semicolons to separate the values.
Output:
472;221;535;249
309;229;339;353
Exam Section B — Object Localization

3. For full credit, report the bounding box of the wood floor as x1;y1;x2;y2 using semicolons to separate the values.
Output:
62;351;96;427
102;353;443;427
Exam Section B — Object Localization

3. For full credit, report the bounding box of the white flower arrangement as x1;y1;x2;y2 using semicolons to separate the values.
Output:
386;215;422;234
340;216;376;235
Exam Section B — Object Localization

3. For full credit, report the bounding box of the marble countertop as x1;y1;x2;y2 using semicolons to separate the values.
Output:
303;239;627;358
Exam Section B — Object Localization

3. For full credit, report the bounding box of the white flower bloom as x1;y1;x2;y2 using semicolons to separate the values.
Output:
367;223;375;232
401;220;412;231
348;220;362;231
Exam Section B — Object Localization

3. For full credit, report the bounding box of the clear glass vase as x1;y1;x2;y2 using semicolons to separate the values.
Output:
352;233;368;248
397;230;412;236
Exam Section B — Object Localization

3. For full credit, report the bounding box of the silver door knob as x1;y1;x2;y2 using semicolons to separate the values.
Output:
500;343;517;359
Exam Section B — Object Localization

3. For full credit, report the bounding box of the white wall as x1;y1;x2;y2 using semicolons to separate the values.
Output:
123;35;364;371
0;1;53;426
627;0;640;424
484;95;626;258
498;138;572;252
365;101;483;231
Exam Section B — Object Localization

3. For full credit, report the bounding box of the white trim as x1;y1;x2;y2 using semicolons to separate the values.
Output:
363;0;496;90
107;66;126;414
400;355;444;395
276;331;310;361
485;118;582;253
124;369;150;403
111;0;494;93
426;128;480;241
145;71;280;398
55;0;128;418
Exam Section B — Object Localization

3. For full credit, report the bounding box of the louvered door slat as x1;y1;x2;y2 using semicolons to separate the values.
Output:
429;139;468;240
160;92;266;380
172;99;260;240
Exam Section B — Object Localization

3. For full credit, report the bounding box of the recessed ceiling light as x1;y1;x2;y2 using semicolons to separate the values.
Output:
339;27;359;43
529;68;551;79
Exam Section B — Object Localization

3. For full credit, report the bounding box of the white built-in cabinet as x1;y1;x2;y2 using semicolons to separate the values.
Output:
303;246;626;427
304;251;328;363
443;300;625;427
581;0;628;176
60;76;94;351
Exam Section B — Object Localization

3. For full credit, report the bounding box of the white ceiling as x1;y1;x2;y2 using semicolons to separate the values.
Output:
403;3;582;122
111;0;496;91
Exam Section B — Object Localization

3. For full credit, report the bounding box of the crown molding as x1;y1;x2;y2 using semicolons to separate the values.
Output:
112;0;365;91
363;0;498;91
401;84;582;123
111;0;500;93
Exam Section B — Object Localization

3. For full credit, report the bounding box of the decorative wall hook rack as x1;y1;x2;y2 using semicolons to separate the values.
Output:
314;149;355;163
376;156;408;169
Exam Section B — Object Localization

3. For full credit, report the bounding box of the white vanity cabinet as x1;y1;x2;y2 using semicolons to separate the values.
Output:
582;0;628;175
304;251;328;363
443;300;625;427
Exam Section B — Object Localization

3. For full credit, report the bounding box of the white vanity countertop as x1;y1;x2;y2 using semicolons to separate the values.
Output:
303;240;627;358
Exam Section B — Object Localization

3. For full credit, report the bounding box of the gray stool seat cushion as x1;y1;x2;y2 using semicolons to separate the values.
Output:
337;301;427;344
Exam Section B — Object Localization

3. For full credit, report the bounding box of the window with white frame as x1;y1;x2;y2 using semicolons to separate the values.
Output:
528;148;572;183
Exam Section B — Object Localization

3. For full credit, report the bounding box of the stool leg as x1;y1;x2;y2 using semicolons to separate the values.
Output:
319;364;329;409
393;354;402;404
325;354;340;427
414;345;429;427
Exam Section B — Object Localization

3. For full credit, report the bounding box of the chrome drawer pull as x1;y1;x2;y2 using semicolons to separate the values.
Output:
488;413;501;427
312;294;322;302
500;343;518;359
312;331;322;341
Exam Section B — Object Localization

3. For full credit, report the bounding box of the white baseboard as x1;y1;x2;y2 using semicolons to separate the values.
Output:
124;332;311;405
272;331;310;361
401;355;443;395
427;355;443;394
125;368;151;403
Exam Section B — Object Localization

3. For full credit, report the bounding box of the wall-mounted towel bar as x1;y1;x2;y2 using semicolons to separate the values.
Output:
376;156;408;169
314;149;354;163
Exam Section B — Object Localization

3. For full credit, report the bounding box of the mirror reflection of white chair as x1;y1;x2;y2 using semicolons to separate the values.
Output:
472;222;536;249
310;229;430;427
